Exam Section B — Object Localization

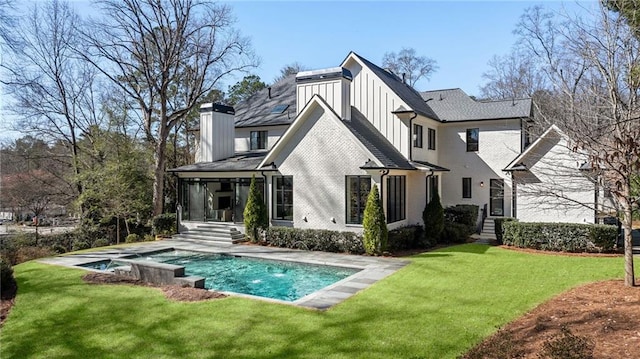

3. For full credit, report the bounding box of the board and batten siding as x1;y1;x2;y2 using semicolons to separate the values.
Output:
296;78;351;121
197;110;234;162
344;59;410;158
438;119;522;216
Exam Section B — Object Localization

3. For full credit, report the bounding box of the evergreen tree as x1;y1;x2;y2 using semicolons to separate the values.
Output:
243;175;268;242
423;190;444;243
362;184;388;255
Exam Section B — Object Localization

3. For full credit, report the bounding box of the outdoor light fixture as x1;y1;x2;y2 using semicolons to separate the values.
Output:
480;181;484;187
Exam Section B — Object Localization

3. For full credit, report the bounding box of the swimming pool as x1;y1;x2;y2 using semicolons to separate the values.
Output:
133;250;359;302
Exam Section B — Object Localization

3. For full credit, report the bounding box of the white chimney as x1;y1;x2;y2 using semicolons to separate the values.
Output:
295;67;352;121
196;103;235;162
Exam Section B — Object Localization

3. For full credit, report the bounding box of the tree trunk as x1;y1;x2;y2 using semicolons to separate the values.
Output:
622;204;636;287
152;136;167;216
116;217;120;245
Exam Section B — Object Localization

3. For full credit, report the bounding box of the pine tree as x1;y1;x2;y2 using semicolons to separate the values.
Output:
362;184;388;255
423;190;444;243
243;175;268;242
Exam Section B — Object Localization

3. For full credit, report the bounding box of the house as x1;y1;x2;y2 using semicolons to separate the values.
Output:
169;51;601;239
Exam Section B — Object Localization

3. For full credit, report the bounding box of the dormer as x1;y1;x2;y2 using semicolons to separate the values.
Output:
295;67;353;121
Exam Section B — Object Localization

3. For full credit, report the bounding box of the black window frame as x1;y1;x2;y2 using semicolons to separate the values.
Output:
462;177;472;199
387;175;406;223
427;175;439;203
466;128;479;152
413;124;423;148
250;130;268;150
428;128;436;150
273;176;293;221
346;176;371;225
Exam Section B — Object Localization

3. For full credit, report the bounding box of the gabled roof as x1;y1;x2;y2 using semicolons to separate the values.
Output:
233;74;297;128
504;125;563;171
342;52;440;120
420;88;532;122
345;107;415;170
168;152;271;172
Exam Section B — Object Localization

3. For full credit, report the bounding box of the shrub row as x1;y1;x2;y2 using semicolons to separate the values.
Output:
387;225;436;252
494;217;517;245
502;221;618;253
265;227;364;254
152;213;177;235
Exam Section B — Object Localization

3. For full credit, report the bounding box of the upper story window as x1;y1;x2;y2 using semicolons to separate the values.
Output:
413;124;423;148
462;177;472;198
466;128;479;152
428;128;436;150
346;176;371;224
250;130;267;150
273;176;293;220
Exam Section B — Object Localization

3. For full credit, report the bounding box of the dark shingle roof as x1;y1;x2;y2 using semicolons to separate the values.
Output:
350;53;440;120
168;152;269;172
345;107;415;170
420;88;532;122
233;74;297;128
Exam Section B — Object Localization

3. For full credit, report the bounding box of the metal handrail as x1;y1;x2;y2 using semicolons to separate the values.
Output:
477;203;488;234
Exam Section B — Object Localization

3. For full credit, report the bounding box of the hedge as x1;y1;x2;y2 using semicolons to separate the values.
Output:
265;227;364;254
494;217;517;245
152;213;177;236
387;225;435;252
502;221;618;253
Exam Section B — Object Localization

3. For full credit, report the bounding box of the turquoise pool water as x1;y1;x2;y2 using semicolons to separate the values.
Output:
141;250;359;301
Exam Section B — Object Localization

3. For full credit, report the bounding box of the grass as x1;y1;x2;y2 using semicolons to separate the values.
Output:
0;244;632;358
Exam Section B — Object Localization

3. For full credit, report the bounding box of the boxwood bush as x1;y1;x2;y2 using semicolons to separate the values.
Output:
502;221;618;253
387;225;435;252
439;204;479;244
494;217;517;245
152;213;177;236
265;227;364;254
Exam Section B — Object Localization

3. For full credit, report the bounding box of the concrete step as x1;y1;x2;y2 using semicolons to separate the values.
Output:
189;227;241;236
173;233;237;243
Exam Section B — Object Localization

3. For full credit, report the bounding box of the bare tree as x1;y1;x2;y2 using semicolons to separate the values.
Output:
0;0;17;51
80;0;257;216
480;51;547;100
273;62;306;83
1;0;103;208
382;47;437;87
516;4;640;286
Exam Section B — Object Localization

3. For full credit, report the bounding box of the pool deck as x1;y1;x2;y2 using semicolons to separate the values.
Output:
38;238;409;310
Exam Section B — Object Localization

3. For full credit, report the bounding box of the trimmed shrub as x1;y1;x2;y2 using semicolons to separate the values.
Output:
143;234;155;242
92;238;111;248
265;227;364;255
125;233;141;243
441;222;471;244
243;175;269;242
362;184;388;255
423;191;444;243
0;256;17;299
444;205;479;233
387;225;433;252
494;217;516;245
502;222;618;253
152;213;176;236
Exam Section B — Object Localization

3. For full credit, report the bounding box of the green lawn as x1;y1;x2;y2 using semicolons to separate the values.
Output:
0;244;631;358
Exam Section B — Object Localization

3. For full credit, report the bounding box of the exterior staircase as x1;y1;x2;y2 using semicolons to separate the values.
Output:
471;217;498;244
172;222;244;244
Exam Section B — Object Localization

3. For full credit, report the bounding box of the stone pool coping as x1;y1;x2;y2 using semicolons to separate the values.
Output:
38;238;409;310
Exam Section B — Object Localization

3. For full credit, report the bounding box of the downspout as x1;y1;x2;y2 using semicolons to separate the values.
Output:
408;112;418;161
260;170;269;222
379;169;390;217
426;169;434;202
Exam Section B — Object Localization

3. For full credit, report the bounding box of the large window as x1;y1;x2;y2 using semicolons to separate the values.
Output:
466;128;479;152
427;175;439;203
250;130;267;150
387;175;406;223
413;124;423;148
273;176;293;220
462;177;472;198
346;176;371;224
428;128;436;150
